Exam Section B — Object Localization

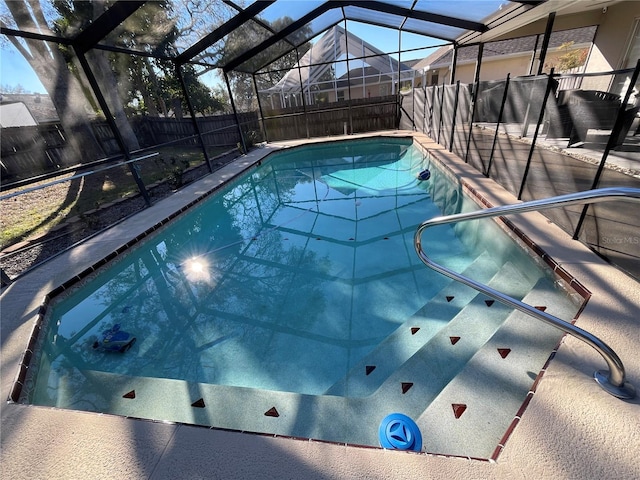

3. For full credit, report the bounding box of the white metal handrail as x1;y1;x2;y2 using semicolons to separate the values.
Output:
414;187;639;399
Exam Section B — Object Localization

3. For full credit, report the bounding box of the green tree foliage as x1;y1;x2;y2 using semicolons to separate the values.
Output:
546;41;589;72
1;0;108;159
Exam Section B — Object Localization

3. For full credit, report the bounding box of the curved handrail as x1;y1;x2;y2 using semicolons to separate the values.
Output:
414;187;639;399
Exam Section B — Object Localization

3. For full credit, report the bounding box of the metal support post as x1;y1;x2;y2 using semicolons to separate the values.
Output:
293;46;310;139
449;80;460;152
342;17;354;135
175;62;213;173
449;43;458;84
517;69;555;199
74;48;151;206
252;73;269;143
465;42;484;163
428;84;436;138
537;12;556;75
224;71;247;154
486;74;510;177
437;83;445;144
573;59;640;239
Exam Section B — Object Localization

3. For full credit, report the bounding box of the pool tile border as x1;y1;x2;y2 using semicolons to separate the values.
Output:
417;141;592;462
8;134;592;462
8;158;263;405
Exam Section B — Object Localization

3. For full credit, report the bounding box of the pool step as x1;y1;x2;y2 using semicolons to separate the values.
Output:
324;250;502;397
415;276;579;458
362;260;538;419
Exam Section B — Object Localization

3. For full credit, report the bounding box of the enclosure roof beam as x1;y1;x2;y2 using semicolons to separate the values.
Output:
176;0;276;65
346;1;488;33
223;1;337;73
73;1;147;54
224;0;489;73
0;26;74;45
510;1;548;5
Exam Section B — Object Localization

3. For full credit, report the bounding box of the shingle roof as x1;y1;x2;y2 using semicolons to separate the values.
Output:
0;93;59;123
423;25;597;69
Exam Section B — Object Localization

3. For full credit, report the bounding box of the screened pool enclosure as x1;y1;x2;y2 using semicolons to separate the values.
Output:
1;0;639;282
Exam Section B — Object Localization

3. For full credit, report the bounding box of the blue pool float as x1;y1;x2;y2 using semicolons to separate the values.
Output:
92;324;136;353
379;413;422;452
417;169;431;181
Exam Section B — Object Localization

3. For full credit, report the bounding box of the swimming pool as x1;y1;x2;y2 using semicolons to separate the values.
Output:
18;137;581;456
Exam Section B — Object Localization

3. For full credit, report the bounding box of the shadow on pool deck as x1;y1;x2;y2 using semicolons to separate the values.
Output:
1;131;639;479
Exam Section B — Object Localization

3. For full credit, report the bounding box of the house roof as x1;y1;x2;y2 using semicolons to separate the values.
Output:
262;25;413;95
414;25;597;71
0;102;38;127
0;93;59;124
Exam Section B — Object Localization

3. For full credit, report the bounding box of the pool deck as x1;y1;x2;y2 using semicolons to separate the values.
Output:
2;132;639;479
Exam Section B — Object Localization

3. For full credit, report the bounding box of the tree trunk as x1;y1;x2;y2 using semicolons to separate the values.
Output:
86;49;141;151
4;1;105;163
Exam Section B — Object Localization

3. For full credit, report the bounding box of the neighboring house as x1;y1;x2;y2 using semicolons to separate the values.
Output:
0;102;38;127
260;25;414;110
0;93;59;126
412;25;597;86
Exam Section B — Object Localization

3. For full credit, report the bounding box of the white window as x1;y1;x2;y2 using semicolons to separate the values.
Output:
612;18;640;97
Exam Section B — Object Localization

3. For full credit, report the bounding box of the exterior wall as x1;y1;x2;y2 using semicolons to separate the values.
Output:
490;1;640;92
429;46;588;86
583;1;640;91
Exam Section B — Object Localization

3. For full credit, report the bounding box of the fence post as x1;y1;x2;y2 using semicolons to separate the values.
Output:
573;59;640;239
465;43;484;163
437;83;445;144
486;74;511;177
517;69;555;200
428;85;436;138
449;81;461;152
422;84;427;135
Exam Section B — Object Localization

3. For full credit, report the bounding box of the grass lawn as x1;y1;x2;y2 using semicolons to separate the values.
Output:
0;146;231;249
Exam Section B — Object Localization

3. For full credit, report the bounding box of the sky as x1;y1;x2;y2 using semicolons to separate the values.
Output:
0;0;502;94
0;26;439;95
1;47;47;93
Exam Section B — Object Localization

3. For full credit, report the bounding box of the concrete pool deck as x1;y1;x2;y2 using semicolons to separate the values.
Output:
2;132;639;479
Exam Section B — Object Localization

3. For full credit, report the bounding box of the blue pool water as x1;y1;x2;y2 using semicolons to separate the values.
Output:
23;137;578;451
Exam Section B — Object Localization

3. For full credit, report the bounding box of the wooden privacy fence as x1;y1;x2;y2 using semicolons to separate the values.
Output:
263;96;399;141
1;112;259;183
1;96;397;182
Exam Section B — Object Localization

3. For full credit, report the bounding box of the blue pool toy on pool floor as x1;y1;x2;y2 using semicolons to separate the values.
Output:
417;169;431;181
92;324;136;353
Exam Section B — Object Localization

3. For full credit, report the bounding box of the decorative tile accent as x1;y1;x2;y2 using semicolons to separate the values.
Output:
123;390;136;399
411;327;420;335
366;365;376;375
484;299;495;307
401;382;413;394
450;336;461;345
446;295;454;302
497;348;511;359
191;398;206;408
452;404;467;419
265;407;280;417
534;306;547;311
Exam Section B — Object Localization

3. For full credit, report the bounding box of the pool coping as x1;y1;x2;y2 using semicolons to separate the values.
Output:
2;132;639;479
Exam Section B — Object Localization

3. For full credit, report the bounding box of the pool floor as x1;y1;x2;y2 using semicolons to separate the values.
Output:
19;137;582;456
